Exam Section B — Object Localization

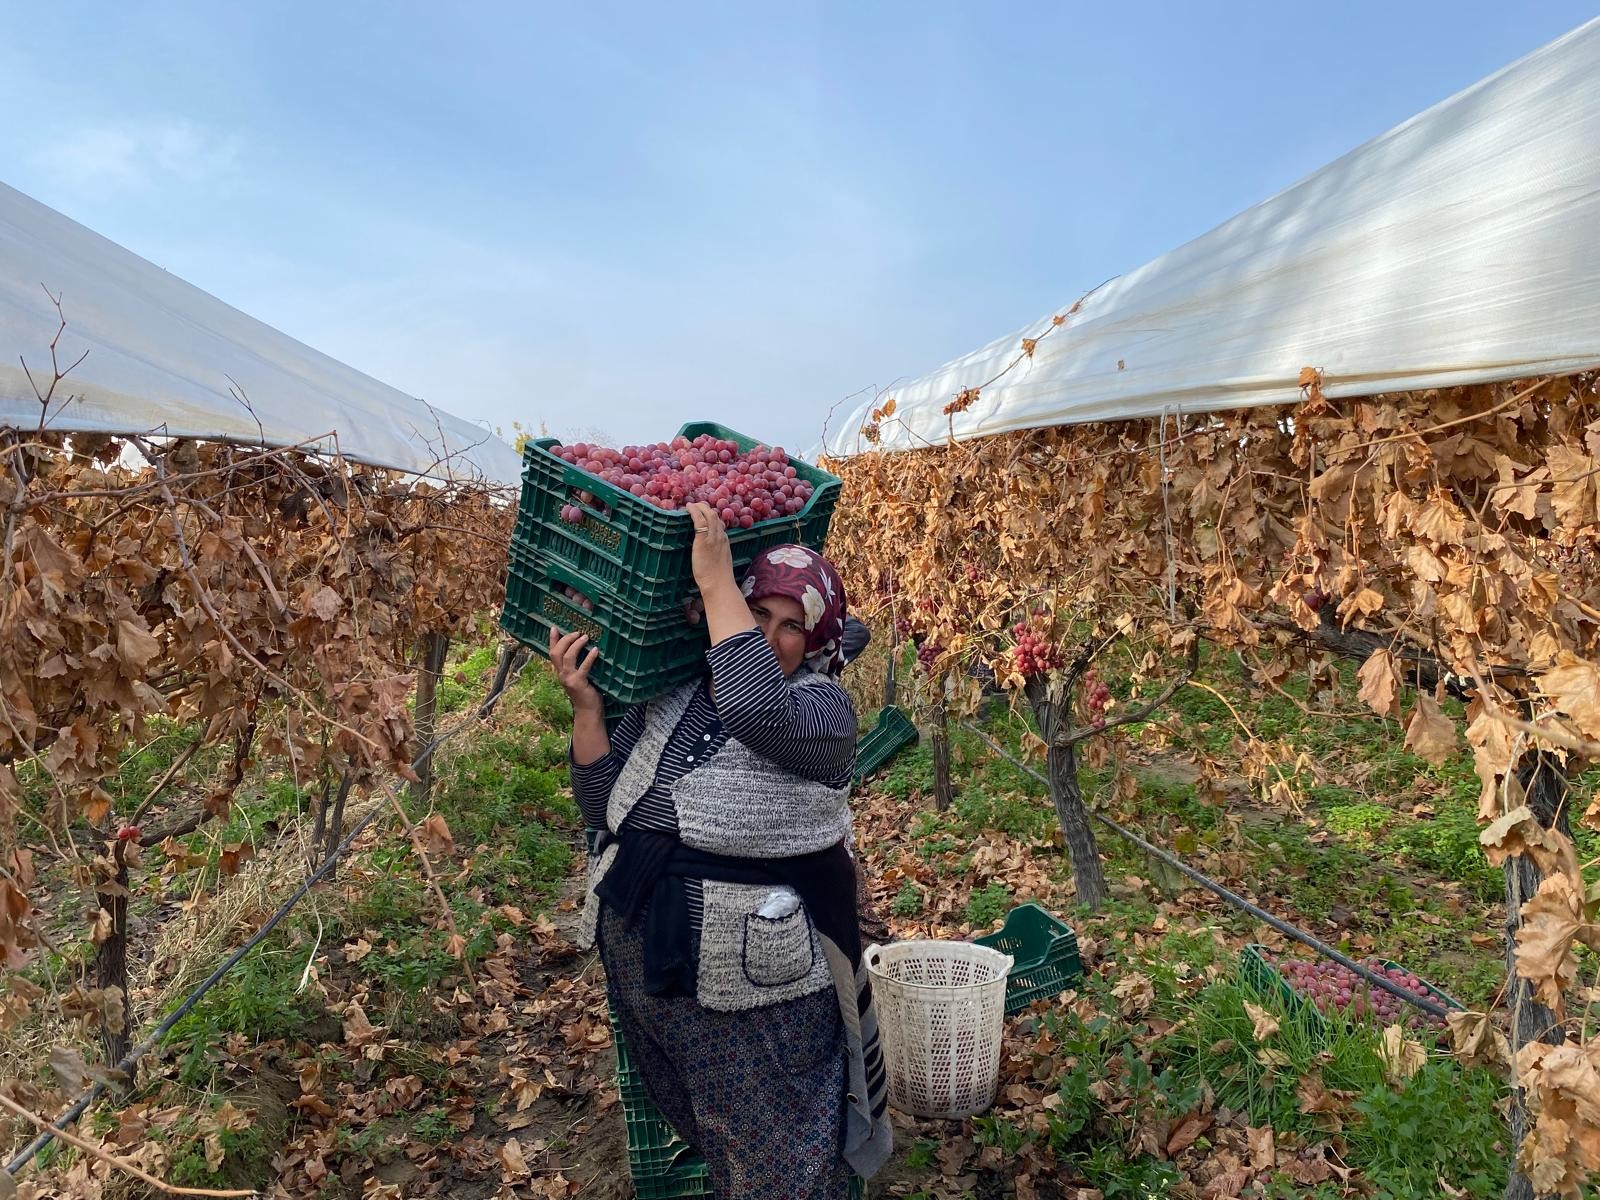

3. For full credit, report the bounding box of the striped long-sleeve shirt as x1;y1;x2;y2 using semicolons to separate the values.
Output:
571;628;856;829
570;629;858;922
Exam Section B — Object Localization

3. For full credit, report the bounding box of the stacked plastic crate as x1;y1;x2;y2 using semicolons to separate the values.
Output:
501;422;842;712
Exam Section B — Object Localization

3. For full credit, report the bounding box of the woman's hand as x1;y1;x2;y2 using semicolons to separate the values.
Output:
687;502;737;597
686;503;757;667
550;627;601;712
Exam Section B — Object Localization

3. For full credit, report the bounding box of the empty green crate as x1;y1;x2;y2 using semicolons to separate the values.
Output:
1239;944;1463;1036
974;903;1085;1016
511;420;842;612
853;705;919;781
500;547;710;706
608;1002;863;1199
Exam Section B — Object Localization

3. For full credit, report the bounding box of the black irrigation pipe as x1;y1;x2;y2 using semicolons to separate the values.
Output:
959;722;1454;1022
5;642;532;1178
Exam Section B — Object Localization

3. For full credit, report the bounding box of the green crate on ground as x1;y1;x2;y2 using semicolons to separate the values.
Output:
1239;943;1317;1027
1238;944;1463;1037
511;421;842;612
500;546;710;707
974;903;1085;1016
853;705;918;781
607;1001;863;1199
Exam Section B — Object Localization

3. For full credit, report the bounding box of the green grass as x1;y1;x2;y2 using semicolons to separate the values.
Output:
963;882;1012;929
1018;926;1514;1200
163;935;321;1085
1326;801;1393;842
890;881;923;918
880;743;934;802
863;644;1577;1199
169;1112;273;1189
410;1109;455;1145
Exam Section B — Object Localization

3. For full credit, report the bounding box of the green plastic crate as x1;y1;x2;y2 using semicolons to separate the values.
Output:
974;903;1084;1015
608;1002;863;1199
500;547;711;706
853;705;919;781
1239;944;1462;1035
511;421;842;612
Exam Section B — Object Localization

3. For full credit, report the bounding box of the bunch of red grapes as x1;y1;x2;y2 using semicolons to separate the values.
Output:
1011;612;1063;678
1082;669;1113;730
552;436;813;529
915;639;944;674
1268;952;1446;1031
557;584;596;615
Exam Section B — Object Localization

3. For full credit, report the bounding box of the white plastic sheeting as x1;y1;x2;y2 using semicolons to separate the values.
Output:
824;18;1600;458
0;181;521;485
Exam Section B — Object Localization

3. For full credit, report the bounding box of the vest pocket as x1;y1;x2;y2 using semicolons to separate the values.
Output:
742;907;817;988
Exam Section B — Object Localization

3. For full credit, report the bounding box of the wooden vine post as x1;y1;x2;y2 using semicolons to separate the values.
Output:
1023;675;1108;910
411;632;451;805
1502;749;1571;1200
92;837;131;1068
931;701;954;812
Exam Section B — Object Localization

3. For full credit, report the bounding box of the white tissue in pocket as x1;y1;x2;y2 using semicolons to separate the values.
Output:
756;888;800;920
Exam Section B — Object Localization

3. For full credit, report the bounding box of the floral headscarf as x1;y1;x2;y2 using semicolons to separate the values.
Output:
739;544;849;677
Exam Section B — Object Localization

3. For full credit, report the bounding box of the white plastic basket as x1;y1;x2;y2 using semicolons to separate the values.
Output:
864;940;1014;1119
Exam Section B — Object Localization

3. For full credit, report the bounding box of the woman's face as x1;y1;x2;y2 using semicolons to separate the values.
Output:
749;594;807;676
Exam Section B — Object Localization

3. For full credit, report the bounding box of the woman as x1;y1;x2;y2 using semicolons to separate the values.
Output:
551;501;892;1198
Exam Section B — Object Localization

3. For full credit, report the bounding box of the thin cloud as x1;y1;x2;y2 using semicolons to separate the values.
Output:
29;117;241;195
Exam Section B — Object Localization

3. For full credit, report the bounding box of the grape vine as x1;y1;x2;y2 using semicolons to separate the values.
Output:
825;370;1600;1196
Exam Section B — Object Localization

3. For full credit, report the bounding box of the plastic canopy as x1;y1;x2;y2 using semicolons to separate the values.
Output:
823;17;1600;458
0;181;521;486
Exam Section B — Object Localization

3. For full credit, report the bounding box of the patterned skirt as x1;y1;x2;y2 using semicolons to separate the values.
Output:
599;905;852;1199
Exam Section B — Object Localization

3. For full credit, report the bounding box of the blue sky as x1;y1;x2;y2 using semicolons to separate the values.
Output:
2;2;1594;454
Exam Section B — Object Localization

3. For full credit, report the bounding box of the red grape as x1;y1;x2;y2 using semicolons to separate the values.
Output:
1261;950;1446;1030
557;584;596;614
552;436;812;527
1010;616;1064;679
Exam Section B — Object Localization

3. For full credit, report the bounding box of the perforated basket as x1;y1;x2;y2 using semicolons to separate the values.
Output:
864;940;1013;1119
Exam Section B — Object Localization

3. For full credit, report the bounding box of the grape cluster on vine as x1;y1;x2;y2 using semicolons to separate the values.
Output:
1011;614;1063;678
1082;669;1113;730
553;435;813;528
915;639;943;674
1268;952;1446;1031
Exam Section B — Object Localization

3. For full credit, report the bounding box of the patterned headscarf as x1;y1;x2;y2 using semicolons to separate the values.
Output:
739;545;849;677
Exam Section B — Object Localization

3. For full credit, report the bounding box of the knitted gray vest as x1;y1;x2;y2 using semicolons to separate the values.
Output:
578;674;852;968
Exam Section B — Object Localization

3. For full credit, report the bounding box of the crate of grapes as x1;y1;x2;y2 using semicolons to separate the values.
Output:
1239;944;1461;1036
510;422;842;611
501;547;710;706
